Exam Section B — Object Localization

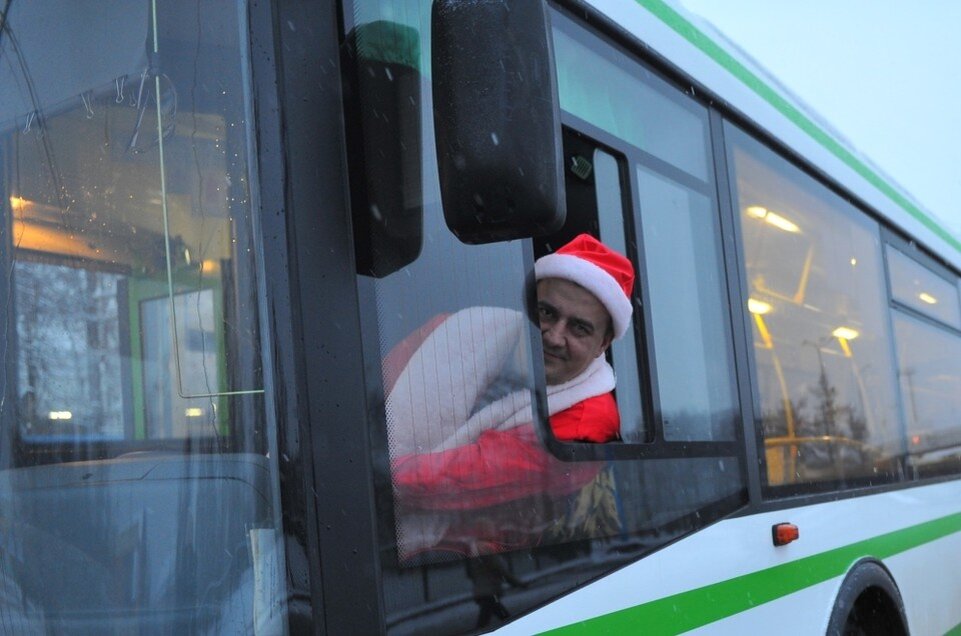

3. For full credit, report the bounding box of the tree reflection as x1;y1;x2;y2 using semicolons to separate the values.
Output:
763;356;873;486
16;261;123;439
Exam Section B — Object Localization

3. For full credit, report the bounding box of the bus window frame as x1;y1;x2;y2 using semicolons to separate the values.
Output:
538;116;745;464
134;284;229;439
711;119;961;509
720;120;911;500
268;0;388;631
882;228;961;477
883;229;961;329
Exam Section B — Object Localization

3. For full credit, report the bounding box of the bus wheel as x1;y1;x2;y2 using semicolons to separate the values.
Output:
826;560;907;636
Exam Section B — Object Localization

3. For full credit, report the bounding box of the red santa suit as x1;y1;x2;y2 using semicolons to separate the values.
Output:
385;307;619;558
386;234;635;558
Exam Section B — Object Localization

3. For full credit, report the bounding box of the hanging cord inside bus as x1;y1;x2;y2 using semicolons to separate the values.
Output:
150;0;265;404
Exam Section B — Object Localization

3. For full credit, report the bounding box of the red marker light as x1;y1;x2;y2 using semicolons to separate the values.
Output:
773;523;799;547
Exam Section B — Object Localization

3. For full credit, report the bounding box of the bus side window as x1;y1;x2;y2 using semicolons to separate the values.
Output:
541;127;740;450
633;162;741;443
548;12;740;454
887;243;961;479
727;123;903;492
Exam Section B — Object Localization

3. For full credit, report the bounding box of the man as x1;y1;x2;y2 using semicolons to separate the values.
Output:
533;233;635;442
387;234;635;558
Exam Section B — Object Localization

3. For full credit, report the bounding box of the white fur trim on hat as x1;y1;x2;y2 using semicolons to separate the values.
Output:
535;253;633;339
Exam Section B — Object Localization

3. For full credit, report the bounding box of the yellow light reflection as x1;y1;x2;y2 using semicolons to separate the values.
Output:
832;326;860;341
200;259;220;275
764;211;800;233
48;411;73;420
185;407;204;418
748;298;772;315
9;196;29;212
837;337;853;358
754;313;774;350
745;205;800;233
13;219;103;260
919;292;938;305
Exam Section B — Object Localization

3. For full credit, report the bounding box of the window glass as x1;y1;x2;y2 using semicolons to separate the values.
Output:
727;124;903;491
887;246;961;329
0;1;286;632
893;313;961;477
637;166;739;441
553;13;710;182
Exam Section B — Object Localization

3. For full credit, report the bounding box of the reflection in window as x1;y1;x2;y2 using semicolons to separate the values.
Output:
894;311;961;477
727;124;903;490
887;246;961;329
345;4;556;565
16;262;123;439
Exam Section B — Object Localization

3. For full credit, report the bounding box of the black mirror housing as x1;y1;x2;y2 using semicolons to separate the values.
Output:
348;21;424;278
432;0;566;244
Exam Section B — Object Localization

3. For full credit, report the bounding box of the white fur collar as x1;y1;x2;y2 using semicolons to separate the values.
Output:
386;307;614;458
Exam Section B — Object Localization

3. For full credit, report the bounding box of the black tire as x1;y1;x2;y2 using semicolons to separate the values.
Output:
826;560;908;636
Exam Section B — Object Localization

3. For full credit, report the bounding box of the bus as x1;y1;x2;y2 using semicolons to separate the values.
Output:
1;0;960;633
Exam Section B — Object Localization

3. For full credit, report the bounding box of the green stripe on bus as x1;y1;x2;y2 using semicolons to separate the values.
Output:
633;0;961;255
945;623;961;636
543;511;961;634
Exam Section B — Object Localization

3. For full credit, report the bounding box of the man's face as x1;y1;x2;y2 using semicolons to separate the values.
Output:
536;278;614;385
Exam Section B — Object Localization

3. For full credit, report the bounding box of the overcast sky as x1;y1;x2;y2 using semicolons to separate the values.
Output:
679;0;961;237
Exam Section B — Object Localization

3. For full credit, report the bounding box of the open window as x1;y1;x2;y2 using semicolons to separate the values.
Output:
535;12;743;465
532;129;650;445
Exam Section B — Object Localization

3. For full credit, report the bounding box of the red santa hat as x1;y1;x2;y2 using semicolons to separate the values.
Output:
534;234;635;339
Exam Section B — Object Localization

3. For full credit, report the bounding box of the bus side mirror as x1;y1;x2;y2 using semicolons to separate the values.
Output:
432;0;566;244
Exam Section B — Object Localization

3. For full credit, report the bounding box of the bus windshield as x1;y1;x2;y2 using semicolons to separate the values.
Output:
0;1;287;632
